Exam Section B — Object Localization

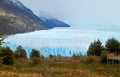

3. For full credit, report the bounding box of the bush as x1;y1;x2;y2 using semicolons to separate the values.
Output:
85;57;95;64
49;54;54;58
31;57;41;65
72;53;82;58
101;51;107;63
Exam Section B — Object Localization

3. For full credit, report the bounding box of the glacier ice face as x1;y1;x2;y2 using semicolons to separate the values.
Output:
3;27;120;57
40;47;86;57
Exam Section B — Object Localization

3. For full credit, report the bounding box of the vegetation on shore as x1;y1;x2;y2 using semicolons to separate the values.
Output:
87;38;120;63
0;60;120;77
0;37;120;77
87;38;120;56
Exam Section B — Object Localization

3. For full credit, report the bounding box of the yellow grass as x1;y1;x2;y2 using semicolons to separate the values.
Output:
0;71;42;77
0;61;119;77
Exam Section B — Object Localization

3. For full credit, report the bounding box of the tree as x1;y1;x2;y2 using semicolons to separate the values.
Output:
1;46;14;65
0;37;4;49
0;38;2;46
0;38;2;54
101;50;107;63
30;49;40;58
105;38;120;53
87;39;104;56
0;37;3;63
14;46;27;58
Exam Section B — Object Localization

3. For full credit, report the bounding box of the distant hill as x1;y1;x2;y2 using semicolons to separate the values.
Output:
0;0;70;34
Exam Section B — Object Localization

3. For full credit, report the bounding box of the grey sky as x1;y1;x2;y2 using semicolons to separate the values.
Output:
19;0;120;26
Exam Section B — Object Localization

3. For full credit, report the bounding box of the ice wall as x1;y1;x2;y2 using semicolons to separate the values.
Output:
3;27;120;57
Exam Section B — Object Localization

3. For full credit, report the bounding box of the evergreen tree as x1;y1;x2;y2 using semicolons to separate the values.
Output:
87;39;104;56
0;37;4;49
0;37;3;63
1;46;14;65
0;38;2;54
14;46;27;58
30;49;40;58
0;39;2;46
105;38;120;53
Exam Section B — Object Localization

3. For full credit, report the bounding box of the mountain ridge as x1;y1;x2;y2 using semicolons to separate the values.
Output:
0;0;70;34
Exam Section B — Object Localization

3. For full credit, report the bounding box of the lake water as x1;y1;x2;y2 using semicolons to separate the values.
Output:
3;26;120;57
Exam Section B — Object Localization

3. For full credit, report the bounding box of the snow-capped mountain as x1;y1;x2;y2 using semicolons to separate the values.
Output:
0;0;70;34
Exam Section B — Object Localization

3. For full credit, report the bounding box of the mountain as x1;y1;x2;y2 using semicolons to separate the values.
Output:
0;0;70;34
41;17;70;28
39;12;70;28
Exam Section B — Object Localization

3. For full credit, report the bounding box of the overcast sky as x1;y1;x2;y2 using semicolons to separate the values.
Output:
19;0;120;26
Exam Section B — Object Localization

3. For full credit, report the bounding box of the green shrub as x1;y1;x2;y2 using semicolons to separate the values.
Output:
101;51;107;64
85;57;95;64
31;57;41;65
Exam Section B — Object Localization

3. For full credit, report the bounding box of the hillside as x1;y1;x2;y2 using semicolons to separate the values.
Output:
0;0;69;34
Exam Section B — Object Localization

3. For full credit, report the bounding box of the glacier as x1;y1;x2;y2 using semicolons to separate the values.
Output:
3;27;120;57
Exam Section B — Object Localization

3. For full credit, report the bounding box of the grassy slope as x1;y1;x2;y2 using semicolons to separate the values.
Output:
0;61;119;77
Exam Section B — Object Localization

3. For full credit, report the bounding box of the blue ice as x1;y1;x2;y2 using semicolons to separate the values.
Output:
3;27;120;57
